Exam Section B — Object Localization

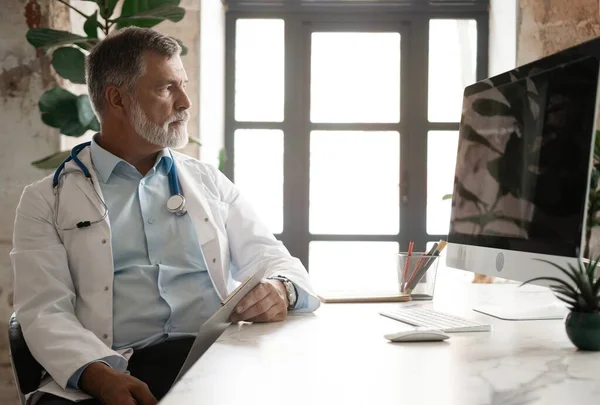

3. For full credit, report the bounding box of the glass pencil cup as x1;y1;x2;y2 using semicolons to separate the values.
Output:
396;252;440;300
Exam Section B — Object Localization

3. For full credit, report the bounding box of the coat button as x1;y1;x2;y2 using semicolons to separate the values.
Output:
104;286;109;291
212;258;216;263
102;334;108;339
101;239;107;244
204;217;209;222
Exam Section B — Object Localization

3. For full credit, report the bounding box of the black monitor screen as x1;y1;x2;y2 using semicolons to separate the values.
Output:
449;56;600;257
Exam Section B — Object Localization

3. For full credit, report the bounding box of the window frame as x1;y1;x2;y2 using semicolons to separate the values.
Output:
224;2;489;270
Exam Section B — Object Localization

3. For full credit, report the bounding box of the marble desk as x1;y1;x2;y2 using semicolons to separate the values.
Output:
160;276;600;405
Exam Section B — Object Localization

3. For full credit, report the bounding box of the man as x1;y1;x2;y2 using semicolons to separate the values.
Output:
11;27;320;405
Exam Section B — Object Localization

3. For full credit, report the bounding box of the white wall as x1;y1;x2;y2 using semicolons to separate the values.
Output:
489;0;518;76
199;0;226;166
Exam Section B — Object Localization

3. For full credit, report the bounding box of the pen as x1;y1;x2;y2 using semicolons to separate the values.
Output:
402;241;414;292
406;240;447;292
410;242;438;282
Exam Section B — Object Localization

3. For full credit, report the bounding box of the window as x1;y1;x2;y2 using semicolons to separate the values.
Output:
225;1;489;293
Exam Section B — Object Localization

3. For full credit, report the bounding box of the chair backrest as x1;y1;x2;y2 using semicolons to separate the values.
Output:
8;313;43;403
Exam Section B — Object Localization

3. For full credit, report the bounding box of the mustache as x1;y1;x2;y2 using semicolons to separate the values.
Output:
167;111;190;124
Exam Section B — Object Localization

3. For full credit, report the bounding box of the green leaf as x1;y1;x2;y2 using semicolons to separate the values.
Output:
76;95;96;127
587;257;600;284
174;38;188;56
533;259;580;289
31;150;71;170
51;47;86;84
116;0;183;29
84;10;99;39
593;276;600;295
82;0;120;20
61;120;89;137
554;295;576;311
39;87;77;116
116;5;185;28
41;112;63;128
572;262;594;297
550;284;576;298
218;148;228;173
120;0;181;16
89;116;101;132
442;194;453;201
38;87;88;137
188;136;201;145
26;28;97;51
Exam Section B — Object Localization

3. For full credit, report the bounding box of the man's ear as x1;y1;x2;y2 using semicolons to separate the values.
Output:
105;86;128;118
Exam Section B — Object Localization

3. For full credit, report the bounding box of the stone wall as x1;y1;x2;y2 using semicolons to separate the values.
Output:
518;0;600;66
0;1;71;403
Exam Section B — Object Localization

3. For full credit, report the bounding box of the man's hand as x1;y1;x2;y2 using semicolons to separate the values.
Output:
230;279;288;323
80;362;157;405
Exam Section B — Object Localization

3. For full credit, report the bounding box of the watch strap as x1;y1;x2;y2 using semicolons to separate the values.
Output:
268;276;298;310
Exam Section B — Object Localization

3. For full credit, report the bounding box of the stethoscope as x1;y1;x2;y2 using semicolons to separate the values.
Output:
53;141;187;231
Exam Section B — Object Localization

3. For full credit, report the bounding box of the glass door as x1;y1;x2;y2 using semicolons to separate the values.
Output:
303;23;408;295
226;13;487;293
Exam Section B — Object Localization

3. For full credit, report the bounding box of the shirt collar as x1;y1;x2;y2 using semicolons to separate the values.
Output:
90;136;173;183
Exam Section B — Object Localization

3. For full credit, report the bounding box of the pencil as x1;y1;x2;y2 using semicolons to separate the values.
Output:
402;241;414;292
406;240;447;292
411;243;439;282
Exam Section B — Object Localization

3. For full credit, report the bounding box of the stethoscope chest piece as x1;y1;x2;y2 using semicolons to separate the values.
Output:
167;194;187;216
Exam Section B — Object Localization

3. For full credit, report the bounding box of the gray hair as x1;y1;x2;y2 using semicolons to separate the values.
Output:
85;27;181;116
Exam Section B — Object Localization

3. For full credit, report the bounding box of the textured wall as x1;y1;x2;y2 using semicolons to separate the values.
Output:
0;2;69;403
518;0;600;65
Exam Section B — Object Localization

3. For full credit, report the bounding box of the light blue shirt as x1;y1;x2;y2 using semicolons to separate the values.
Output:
68;140;221;387
68;139;308;389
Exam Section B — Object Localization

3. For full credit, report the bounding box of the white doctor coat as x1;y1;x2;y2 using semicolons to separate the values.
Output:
10;146;320;402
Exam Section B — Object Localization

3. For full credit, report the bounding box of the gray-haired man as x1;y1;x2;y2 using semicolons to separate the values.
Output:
11;27;320;405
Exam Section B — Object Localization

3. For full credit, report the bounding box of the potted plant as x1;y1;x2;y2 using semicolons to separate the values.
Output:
522;258;600;351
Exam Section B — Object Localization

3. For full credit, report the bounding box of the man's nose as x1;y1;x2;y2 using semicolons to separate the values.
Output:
176;88;192;111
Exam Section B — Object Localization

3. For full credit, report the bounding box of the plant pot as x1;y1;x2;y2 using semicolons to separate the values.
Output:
565;311;600;351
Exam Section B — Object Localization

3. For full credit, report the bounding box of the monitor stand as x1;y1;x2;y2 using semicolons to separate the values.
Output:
473;301;567;321
471;284;568;321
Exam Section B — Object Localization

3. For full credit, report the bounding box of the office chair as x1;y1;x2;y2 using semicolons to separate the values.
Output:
8;313;43;405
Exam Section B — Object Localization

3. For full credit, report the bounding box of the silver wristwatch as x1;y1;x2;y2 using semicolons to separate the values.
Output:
269;276;298;310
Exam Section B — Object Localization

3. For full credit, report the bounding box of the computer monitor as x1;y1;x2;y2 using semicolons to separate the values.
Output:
446;39;600;320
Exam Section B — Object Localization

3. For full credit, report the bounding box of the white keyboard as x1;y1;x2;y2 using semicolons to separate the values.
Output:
380;307;491;332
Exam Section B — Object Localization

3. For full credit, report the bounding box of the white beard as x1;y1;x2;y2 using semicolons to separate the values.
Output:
130;100;189;149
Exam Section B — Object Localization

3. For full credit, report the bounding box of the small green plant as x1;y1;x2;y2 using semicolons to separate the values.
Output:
521;258;600;313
